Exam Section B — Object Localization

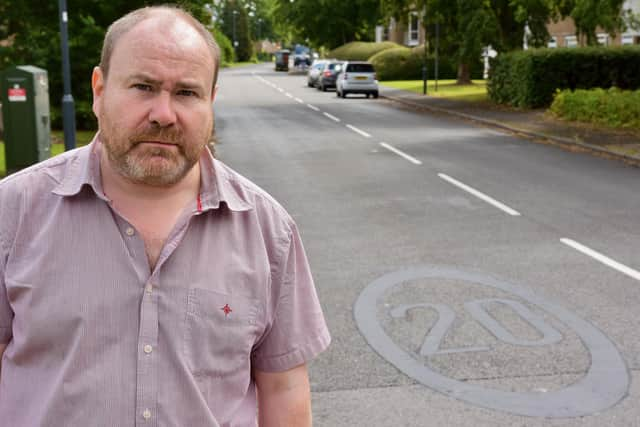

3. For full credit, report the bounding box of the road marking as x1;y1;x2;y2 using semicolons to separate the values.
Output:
438;173;521;216
379;142;422;165
560;238;640;281
324;112;341;122
346;124;371;138
307;104;320;111
295;97;304;103
285;93;293;98
277;87;284;92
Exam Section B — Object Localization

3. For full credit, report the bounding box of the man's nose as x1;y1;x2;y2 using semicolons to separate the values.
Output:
148;91;176;127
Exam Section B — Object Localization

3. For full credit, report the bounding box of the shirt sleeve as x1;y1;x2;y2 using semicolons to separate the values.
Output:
251;221;330;372
0;214;13;344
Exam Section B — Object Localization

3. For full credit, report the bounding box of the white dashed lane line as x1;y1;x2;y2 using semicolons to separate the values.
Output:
560;238;640;281
307;104;320;111
323;112;341;122
295;98;304;104
438;173;521;216
346;124;371;138
379;142;422;165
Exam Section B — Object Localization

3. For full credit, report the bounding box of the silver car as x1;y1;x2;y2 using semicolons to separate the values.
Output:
336;61;379;98
307;60;328;87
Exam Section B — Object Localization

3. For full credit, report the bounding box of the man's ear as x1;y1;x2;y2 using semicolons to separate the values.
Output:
91;66;104;117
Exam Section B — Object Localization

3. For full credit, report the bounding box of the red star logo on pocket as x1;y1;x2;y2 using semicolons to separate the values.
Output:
221;304;232;317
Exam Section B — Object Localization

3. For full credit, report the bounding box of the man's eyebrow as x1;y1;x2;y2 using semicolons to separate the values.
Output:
126;74;204;91
127;74;160;85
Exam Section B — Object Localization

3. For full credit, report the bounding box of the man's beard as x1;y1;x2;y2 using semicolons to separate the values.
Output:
100;122;211;187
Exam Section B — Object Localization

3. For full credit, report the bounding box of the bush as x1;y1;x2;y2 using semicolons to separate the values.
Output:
328;41;401;61
369;46;482;81
211;27;235;65
550;88;640;129
488;46;640;108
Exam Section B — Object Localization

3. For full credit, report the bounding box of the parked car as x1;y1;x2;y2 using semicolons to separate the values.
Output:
316;60;344;91
307;60;328;87
336;61;379;98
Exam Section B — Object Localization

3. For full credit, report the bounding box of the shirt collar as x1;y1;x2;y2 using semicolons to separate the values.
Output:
53;134;253;212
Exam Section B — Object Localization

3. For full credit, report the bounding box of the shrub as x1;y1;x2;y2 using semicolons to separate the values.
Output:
369;46;482;81
549;88;640;129
211;27;235;65
488;46;640;108
328;41;401;61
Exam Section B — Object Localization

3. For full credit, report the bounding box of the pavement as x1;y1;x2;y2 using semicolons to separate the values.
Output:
379;85;640;166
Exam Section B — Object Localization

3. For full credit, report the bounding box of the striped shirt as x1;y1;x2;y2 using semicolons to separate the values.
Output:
0;138;330;426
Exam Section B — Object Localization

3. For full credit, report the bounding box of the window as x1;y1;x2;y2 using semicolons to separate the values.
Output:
621;34;634;45
565;35;578;48
548;37;557;48
408;12;420;46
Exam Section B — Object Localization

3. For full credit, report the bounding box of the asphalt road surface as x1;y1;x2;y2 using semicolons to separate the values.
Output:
214;63;640;426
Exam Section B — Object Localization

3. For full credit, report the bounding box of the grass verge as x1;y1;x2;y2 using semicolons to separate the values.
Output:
381;79;488;102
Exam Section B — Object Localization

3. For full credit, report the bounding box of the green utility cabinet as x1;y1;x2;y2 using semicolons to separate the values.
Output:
1;66;51;172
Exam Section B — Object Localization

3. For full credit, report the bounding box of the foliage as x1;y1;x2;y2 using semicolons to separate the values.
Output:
0;0;212;130
218;0;254;62
211;26;235;66
550;87;640;129
557;0;626;45
369;46;483;81
270;0;382;49
487;46;640;108
328;41;402;61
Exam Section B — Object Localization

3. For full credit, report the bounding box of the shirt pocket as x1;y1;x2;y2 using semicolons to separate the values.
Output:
184;288;260;378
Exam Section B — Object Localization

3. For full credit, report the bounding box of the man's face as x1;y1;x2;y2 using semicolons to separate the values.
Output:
92;17;216;186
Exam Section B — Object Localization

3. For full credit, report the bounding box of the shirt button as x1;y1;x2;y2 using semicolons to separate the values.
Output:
142;409;151;419
143;344;153;354
145;283;153;293
125;227;135;236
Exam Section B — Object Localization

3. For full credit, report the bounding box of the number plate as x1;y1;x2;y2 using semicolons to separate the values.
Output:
355;76;368;80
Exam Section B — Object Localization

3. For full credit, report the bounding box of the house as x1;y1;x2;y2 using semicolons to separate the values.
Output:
375;12;425;46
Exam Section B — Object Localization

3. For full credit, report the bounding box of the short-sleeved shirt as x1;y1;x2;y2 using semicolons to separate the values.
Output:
0;137;330;427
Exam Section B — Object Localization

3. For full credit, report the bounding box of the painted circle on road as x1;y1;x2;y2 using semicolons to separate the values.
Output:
354;266;629;418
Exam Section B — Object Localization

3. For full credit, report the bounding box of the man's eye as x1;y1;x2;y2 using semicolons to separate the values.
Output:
178;89;197;97
133;84;153;92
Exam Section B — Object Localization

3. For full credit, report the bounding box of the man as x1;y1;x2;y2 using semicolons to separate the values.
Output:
0;6;330;426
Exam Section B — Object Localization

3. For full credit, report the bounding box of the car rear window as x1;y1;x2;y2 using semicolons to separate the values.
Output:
347;63;374;73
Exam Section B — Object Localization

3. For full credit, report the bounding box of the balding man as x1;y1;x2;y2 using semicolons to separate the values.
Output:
0;6;330;426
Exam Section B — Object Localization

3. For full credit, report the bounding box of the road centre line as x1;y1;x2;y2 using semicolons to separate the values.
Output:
295;97;304;103
346;124;371;138
307;104;320;111
438;173;521;216
323;112;341;122
285;93;293;98
561;238;640;281
277;87;284;92
379;142;422;165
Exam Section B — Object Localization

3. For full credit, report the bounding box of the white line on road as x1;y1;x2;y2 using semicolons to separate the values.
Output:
379;142;422;165
560;238;640;281
285;93;293;98
307;104;320;111
323;112;341;122
277;87;284;92
437;173;521;216
346;124;371;138
295;97;304;103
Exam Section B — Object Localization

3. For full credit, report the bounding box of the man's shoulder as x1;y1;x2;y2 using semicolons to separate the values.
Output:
214;159;294;231
0;145;89;195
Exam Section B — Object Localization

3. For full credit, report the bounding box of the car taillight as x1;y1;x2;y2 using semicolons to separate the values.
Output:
323;70;332;77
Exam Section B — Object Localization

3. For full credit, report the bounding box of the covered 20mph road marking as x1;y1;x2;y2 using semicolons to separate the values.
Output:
561;238;640;281
438;173;521;216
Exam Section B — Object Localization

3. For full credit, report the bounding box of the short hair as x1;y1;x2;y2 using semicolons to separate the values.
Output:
100;5;221;90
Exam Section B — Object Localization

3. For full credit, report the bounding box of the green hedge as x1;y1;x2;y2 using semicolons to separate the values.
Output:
327;41;401;61
369;46;483;81
550;88;640;129
488;46;640;108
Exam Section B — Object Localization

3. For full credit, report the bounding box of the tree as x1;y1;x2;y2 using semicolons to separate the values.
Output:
555;0;626;45
219;0;254;61
270;0;382;49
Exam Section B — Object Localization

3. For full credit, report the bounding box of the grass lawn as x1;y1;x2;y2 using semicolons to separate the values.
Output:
382;79;488;103
0;129;95;178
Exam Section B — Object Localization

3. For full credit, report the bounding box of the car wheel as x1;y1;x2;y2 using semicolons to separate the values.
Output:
307;81;313;87
336;89;341;97
341;91;347;98
322;84;327;92
373;91;379;99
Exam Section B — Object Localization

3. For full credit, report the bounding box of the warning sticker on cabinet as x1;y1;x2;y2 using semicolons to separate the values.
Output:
8;87;27;102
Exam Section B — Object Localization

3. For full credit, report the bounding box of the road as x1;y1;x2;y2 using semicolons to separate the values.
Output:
214;63;640;426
